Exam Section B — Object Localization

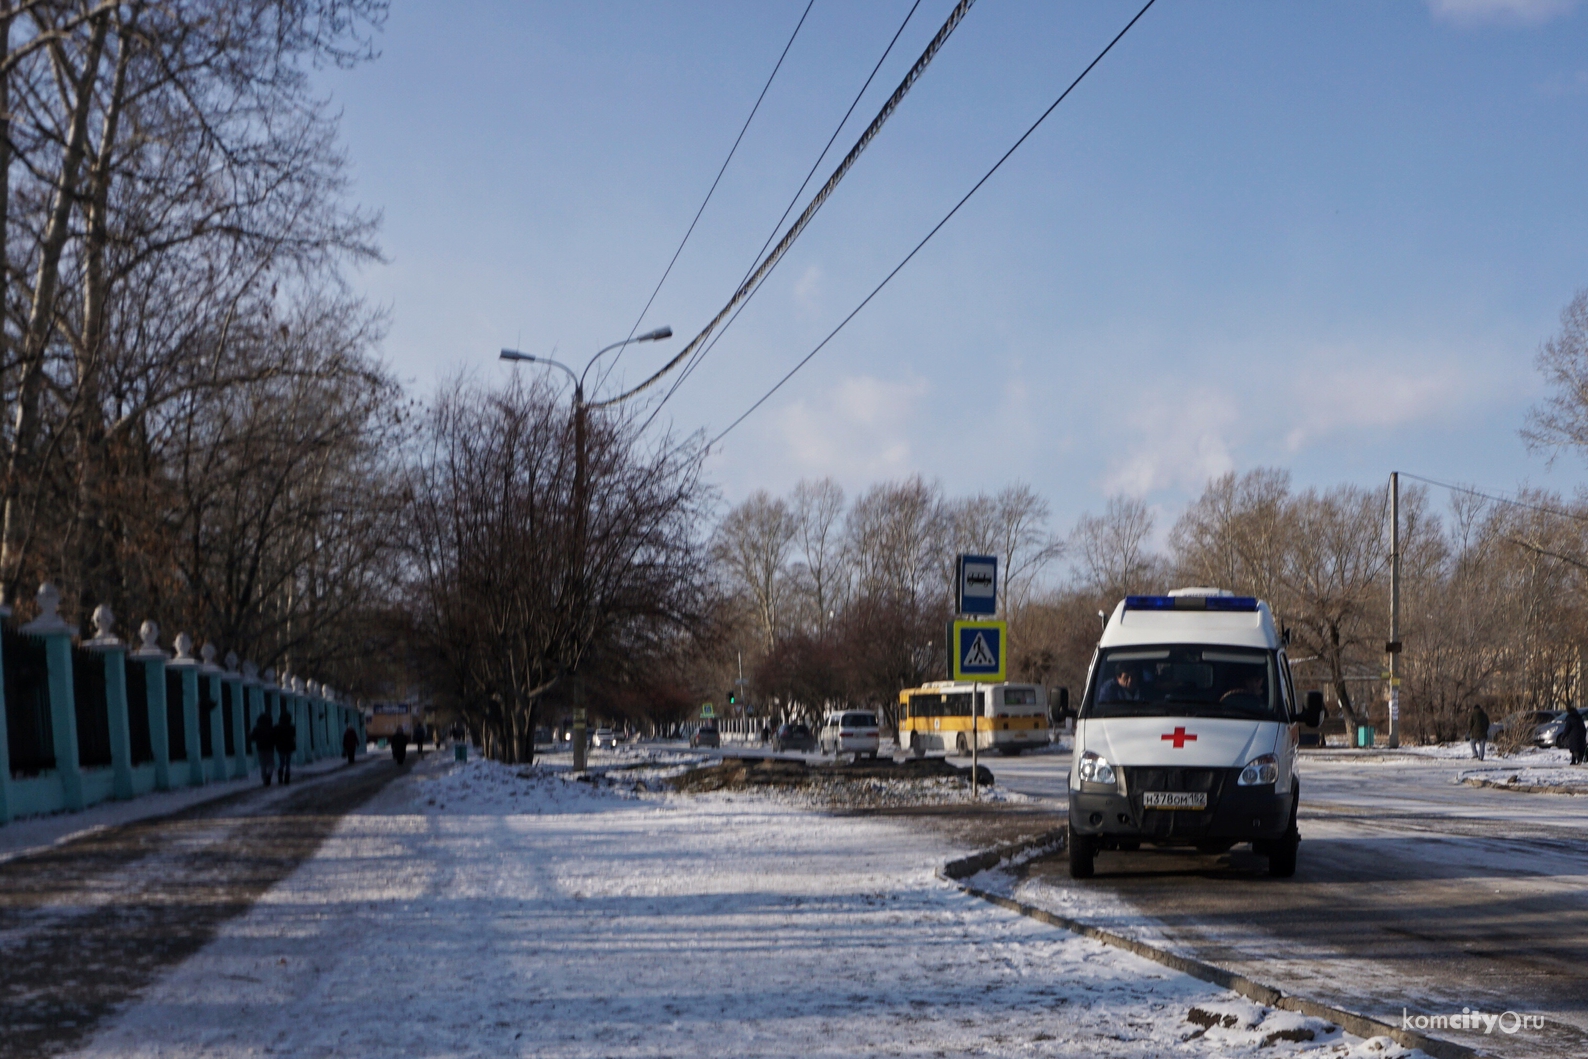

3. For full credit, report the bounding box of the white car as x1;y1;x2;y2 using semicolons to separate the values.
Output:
819;711;881;760
1068;588;1323;880
591;727;619;749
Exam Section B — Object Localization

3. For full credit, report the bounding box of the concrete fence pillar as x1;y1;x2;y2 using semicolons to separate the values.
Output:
0;601;12;823
313;682;329;758
84;605;134;801
132;621;171;791
199;644;227;783
303;680;318;760
276;673;299;766
309;684;323;761
242;662;263;780
264;670;280;746
291;678;310;764
22;584;83;811
316;685;330;757
224;653;247;780
282;677;298;762
169;633;204;787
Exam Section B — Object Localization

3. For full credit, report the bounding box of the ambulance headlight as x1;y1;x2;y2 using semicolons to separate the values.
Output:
1077;751;1116;786
1238;753;1278;786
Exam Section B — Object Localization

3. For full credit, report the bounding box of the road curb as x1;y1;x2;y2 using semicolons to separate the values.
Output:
939;829;1479;1059
1462;776;1586;796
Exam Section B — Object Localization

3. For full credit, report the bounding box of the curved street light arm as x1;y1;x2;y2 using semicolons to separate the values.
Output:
501;326;670;405
580;327;673;393
500;349;579;391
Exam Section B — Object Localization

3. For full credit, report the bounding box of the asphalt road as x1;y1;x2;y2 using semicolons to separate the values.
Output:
989;747;1588;1059
0;756;403;1059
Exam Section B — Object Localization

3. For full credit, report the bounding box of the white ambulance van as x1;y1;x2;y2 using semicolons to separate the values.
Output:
1068;588;1323;879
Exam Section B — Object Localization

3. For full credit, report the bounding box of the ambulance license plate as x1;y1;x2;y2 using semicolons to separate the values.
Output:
1143;792;1207;810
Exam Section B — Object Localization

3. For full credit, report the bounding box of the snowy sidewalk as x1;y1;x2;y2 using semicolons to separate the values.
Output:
66;757;1423;1058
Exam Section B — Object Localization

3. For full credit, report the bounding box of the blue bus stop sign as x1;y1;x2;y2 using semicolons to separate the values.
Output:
956;554;997;616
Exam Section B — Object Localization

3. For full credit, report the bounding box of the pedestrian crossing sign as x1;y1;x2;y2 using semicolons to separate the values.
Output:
951;620;1006;682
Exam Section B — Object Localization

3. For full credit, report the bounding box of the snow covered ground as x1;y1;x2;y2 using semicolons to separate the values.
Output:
63;755;1428;1058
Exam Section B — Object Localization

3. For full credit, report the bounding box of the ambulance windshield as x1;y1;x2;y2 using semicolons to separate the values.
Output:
1085;645;1283;721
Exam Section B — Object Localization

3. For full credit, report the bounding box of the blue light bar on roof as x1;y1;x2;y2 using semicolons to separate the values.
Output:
1124;595;1258;612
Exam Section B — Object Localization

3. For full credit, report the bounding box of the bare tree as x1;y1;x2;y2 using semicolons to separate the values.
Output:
1170;468;1291;601
948;483;1063;612
712;491;797;652
1524;287;1588;463
1071;496;1161;600
1276;486;1391;736
406;377;712;762
790;477;846;636
0;0;385;623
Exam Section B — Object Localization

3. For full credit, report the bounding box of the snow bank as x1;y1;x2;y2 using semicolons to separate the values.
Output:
66;756;1427;1058
1394;743;1569;764
1460;764;1588;792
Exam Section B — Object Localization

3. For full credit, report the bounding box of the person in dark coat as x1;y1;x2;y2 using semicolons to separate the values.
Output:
391;725;410;766
250;711;276;787
343;723;359;766
1467;704;1490;761
1560;706;1587;766
274;711;297;785
414;721;427;758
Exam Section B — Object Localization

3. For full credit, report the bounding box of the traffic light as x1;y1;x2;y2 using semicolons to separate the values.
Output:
727;688;738;706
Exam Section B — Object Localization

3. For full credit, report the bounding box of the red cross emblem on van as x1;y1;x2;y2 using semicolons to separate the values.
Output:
1161;726;1197;748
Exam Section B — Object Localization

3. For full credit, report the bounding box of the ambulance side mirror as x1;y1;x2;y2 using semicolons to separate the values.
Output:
1050;687;1069;722
1302;690;1324;728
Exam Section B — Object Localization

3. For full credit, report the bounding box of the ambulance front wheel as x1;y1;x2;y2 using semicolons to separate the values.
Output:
1266;790;1300;878
1068;830;1096;879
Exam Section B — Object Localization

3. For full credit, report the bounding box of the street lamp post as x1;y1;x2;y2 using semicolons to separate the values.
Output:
500;326;671;771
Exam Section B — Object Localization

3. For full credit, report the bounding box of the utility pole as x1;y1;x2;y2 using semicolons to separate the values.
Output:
1387;472;1401;749
971;683;979;799
499;326;672;775
571;381;589;773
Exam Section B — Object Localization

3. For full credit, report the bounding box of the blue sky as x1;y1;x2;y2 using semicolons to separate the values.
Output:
324;0;1588;535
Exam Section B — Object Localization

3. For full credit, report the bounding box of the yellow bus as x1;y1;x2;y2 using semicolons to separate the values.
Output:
897;681;1050;756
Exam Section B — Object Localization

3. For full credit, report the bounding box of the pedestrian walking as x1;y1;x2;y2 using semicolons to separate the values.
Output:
343;723;359;766
250;710;276;787
1468;703;1491;761
1561;706;1587;766
414;721;427;758
274;710;297;785
391;725;410;766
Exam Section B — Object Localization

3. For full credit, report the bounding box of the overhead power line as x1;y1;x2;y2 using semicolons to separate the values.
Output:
605;0;816;382
1398;471;1588;526
639;0;927;429
707;0;1159;448
592;0;980;410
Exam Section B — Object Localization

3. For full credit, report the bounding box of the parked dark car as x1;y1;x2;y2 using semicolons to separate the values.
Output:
689;725;720;749
772;723;816;753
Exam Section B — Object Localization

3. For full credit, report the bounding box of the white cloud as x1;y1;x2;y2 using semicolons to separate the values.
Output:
1101;387;1239;498
1282;360;1471;452
1428;0;1578;26
772;373;929;486
792;265;824;317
